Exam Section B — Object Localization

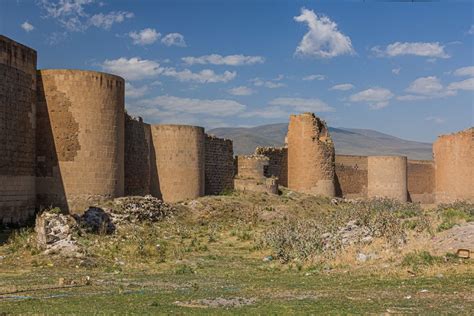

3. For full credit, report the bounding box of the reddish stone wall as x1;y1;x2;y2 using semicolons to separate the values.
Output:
0;36;37;225
335;155;368;199
434;128;473;203
205;135;234;195
125;114;151;196
407;160;435;203
368;156;407;202
235;155;269;180
255;147;288;187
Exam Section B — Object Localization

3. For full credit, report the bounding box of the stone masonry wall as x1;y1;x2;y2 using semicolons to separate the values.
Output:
368;156;407;202
205;134;234;195
407;160;435;204
334;155;368;199
0;35;37;225
434;128;473;203
234;155;278;194
255;147;288;187
125;114;151;196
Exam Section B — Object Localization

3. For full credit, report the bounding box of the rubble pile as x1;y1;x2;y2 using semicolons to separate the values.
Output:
108;195;174;224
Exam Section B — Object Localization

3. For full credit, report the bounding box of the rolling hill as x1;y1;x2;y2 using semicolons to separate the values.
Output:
208;123;433;160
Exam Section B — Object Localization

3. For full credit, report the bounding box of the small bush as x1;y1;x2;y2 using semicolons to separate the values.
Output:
435;202;474;231
175;264;194;275
402;251;443;271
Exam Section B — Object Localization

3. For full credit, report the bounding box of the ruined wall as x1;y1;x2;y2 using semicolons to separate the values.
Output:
368;156;407;202
150;125;205;202
287;113;336;197
407;160;435;204
0;36;37;225
36;69;125;212
124;114;151;196
335;155;368;199
234;155;278;194
434;128;474;203
255;147;288;187
204;135;234;195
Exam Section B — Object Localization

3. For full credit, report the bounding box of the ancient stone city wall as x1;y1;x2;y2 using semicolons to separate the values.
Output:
287;113;336;197
0;35;37;225
234;155;278;194
204;135;234;195
255;147;288;187
407;160;435;204
334;155;368;199
150;125;205;202
124;114;152;196
433;128;473;203
36;69;125;213
367;156;407;202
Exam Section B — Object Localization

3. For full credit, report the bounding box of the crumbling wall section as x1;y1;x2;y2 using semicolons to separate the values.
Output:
434;128;473;203
234;155;278;194
205;135;234;195
36;69;125;213
287;113;336;197
368;156;407;202
125;114;151;196
335;155;368;199
0;35;37;225
255;147;288;187
407;160;435;204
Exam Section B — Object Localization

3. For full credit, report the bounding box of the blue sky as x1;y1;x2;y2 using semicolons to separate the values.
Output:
1;0;473;142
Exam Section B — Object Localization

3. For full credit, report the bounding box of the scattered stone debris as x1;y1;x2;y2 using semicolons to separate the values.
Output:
174;297;256;309
108;195;174;224
78;207;115;234
430;222;474;256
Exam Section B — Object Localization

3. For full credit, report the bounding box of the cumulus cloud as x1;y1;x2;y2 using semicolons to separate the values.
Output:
330;83;354;91
250;77;286;89
294;7;354;58
161;33;186;47
101;57;162;81
182;54;264;66
372;42;449;59
125;82;148;99
162;68;236;83
453;66;474;77
89;11;134;30
447;78;474;91
129;28;160;45
397;76;457;101
349;88;394;109
21;21;34;32
269;97;335;112
302;74;326;81
139;95;246;117
228;86;255;96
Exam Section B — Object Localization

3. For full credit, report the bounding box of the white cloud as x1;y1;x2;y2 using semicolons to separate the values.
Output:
397;76;457;101
101;57;162;81
294;7;354;58
372;42;449;59
453;66;474;77
447;78;474;91
392;68;401;75
228;86;255;96
125;82;148;99
240;106;292;119
161;33;186;47
21;21;34;32
469;25;474;35
302;74;326;81
425;116;445;124
330;83;354;91
129;28;160;45
38;0;133;32
182;54;264;66
140;95;246;117
269;97;335;112
250;77;286;89
349;88;394;109
162;68;236;83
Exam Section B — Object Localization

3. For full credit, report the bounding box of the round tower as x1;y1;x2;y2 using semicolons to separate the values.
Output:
36;69;125;212
287;113;336;197
150;124;205;202
367;156;407;202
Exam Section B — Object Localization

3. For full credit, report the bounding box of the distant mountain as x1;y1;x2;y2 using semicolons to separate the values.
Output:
208;123;433;160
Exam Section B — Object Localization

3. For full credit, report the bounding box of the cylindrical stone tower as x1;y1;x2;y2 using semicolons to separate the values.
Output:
36;69;125;213
433;128;473;203
0;36;37;225
150;125;205;202
287;113;336;197
367;156;407;202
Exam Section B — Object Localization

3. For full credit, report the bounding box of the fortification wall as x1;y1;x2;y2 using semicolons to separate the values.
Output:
150;124;205;202
235;155;269;180
335;155;368;199
287;113;336;197
255;147;288;187
125;114;151;196
434;128;473;203
0;36;37;225
368;156;407;202
205;135;234;195
36;69;125;212
407;160;435;203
